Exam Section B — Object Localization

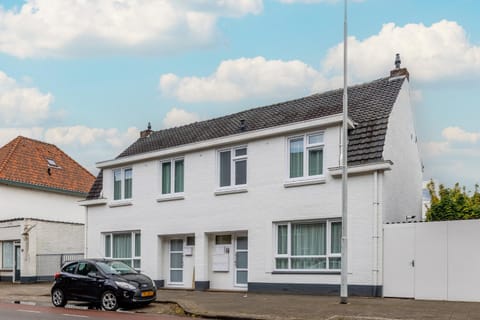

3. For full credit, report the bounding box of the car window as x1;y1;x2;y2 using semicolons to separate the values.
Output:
76;262;97;276
63;262;78;274
97;261;138;275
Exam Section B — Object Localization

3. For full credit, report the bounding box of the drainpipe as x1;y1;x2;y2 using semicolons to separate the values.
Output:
372;171;383;296
84;207;88;258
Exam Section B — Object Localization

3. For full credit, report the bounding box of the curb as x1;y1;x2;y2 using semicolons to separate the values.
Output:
155;299;272;320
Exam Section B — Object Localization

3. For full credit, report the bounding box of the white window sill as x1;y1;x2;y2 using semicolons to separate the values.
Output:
108;200;133;208
283;177;326;188
272;270;340;275
214;187;248;196
156;194;185;202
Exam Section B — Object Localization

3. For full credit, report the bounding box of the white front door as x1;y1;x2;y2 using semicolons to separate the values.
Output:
169;239;184;284
234;236;248;287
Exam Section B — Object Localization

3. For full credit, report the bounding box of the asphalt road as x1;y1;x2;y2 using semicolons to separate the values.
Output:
0;302;185;320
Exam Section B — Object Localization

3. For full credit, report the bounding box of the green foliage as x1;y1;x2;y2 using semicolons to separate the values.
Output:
426;181;480;221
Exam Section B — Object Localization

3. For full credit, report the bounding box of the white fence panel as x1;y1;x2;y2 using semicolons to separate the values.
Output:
383;219;480;302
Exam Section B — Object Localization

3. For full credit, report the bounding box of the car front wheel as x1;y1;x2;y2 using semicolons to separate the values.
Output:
51;288;67;307
101;290;118;311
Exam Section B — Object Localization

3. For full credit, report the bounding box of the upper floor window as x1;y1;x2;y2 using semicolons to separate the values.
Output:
219;146;247;188
288;132;324;179
161;159;184;195
113;168;132;200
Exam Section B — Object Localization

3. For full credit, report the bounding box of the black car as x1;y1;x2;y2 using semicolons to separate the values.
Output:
51;259;156;311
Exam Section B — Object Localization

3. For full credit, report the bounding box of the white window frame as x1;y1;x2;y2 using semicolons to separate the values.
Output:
273;219;341;272
1;241;14;270
217;145;248;189
103;231;141;270
159;157;185;198
286;132;325;181
112;167;133;201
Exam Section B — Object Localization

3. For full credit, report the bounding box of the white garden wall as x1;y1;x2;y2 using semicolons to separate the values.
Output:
384;220;480;302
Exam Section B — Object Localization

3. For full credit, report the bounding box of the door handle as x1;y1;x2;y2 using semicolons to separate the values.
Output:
410;260;415;267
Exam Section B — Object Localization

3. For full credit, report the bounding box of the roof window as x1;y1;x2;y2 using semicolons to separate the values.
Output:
46;158;61;168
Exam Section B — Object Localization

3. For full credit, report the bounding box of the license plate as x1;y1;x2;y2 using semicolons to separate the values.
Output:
141;291;154;297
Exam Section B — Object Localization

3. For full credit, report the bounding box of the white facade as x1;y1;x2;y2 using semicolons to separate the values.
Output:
84;79;422;295
0;218;84;282
0;185;86;282
0;184;85;223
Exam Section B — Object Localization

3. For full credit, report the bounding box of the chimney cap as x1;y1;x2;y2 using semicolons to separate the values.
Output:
395;53;401;69
140;122;153;138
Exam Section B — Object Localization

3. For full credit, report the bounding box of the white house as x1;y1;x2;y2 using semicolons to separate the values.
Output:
0;136;95;282
81;65;422;296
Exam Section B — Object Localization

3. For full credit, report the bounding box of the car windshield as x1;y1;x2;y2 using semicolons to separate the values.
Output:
96;261;138;275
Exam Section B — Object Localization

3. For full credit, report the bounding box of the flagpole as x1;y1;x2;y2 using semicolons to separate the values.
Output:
340;0;349;305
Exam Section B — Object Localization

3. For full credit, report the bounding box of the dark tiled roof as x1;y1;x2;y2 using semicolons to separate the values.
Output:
86;169;103;200
0;136;96;195
87;76;406;200
118;76;405;163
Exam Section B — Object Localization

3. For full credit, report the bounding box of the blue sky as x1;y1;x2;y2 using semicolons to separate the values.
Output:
0;0;479;188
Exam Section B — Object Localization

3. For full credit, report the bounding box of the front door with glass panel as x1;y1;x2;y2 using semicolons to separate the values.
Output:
169;239;183;284
234;236;248;287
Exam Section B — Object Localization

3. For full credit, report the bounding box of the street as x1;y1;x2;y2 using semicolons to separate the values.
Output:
0;302;185;320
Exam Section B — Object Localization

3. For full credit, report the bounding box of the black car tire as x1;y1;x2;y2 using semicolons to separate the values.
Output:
101;290;119;311
51;288;67;307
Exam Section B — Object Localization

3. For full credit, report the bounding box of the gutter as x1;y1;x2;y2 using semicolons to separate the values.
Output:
0;179;88;197
328;160;393;177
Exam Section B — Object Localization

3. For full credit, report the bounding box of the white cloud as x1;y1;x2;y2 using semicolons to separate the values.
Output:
162;108;200;128
278;0;339;3
420;126;480;186
0;126;140;173
43;126;139;147
322;20;480;83
159;21;480;104
0;71;53;125
442;126;480;144
0;0;263;58
159;56;329;103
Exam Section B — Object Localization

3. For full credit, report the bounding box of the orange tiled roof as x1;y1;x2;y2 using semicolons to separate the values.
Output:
0;136;95;195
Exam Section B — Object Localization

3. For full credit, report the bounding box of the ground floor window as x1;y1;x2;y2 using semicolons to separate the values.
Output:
1;241;14;269
104;232;141;270
274;220;341;271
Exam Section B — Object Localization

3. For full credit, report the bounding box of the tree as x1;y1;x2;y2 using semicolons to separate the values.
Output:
426;181;480;221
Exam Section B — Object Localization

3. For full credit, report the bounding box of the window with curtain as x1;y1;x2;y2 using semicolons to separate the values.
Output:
2;241;14;269
113;168;133;200
219;146;247;188
274;220;341;271
161;158;184;195
288;133;324;179
104;232;141;269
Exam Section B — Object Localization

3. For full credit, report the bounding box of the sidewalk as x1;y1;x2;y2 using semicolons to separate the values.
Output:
1;282;480;320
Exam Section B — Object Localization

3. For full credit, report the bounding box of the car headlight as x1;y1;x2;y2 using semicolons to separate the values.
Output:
115;281;136;291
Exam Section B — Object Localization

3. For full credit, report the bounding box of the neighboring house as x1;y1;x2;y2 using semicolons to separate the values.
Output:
0;136;95;282
81;64;422;296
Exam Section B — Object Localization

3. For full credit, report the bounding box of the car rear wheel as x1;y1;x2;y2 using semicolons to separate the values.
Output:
51;288;67;307
101;291;118;311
